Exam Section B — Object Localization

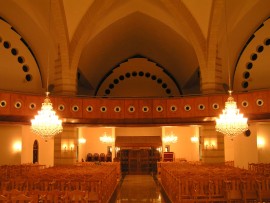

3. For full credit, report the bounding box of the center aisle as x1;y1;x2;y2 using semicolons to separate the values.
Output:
109;175;171;203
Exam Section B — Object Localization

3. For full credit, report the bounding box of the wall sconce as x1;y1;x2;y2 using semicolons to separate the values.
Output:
204;139;217;150
62;144;75;152
257;137;265;149
156;147;162;152
115;147;120;153
13;141;22;153
70;144;74;151
79;137;86;144
191;135;199;143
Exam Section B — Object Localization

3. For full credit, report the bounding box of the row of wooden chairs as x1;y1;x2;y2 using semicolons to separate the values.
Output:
0;163;119;203
159;162;270;203
85;153;112;162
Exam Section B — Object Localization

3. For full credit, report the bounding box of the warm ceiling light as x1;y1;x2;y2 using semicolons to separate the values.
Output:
215;91;248;139
162;131;178;144
100;132;115;144
31;92;63;141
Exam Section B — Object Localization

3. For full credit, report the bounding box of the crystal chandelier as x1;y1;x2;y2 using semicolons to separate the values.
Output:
215;90;248;139
215;2;248;139
31;92;63;141
162;131;178;144
100;132;115;144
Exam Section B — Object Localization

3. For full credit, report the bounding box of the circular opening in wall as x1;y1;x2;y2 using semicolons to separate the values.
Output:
184;105;191;111
18;56;24;64
29;103;36;110
109;84;114;89
11;48;18;55
105;89;110;95
256;99;264;106
170;105;177;112
132;71;137;77
250;53;257;61
113;79;119;84
0;100;6;107
72;105;79;112
243;71;250;79
162;83;167;89
119;75;124;80
125;72;131;78
151;75;157;80
166;89;171;94
242;81;249;89
156;106;163;112
22;65;29;72
128;106;135;113
246;62;253;70
145;72;150;78
58;104;65;111
100;106;107;112
86;105;93;112
257;45;264;53
198;104;205;110
139;71;144;76
14;101;22;109
142;106;149;112
3;41;10;49
241;100;248;107
212;103;219;110
25;74;32;82
114;106;121;112
264;38;270;46
157;78;162;84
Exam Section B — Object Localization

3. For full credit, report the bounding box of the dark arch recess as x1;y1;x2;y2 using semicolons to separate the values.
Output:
234;17;270;90
103;70;174;96
95;55;182;95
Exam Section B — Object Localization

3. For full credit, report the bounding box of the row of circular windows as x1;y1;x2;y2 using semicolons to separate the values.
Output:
0;36;33;82
242;38;270;89
104;71;172;95
0;98;264;113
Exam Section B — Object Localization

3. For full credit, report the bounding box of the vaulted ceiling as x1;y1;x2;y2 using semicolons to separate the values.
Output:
0;0;270;97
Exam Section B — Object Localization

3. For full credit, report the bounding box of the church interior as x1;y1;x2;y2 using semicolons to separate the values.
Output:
0;0;270;202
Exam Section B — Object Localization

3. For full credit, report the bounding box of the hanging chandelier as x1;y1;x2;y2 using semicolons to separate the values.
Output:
162;131;178;144
99;132;115;144
215;1;248;139
215;90;248;139
31;92;63;141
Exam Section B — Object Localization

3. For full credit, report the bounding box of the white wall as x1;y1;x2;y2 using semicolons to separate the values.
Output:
257;123;270;163
0;125;22;165
21;125;54;167
163;126;200;161
225;123;258;169
78;127;112;161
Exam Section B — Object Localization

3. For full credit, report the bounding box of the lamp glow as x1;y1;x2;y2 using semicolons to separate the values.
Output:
162;131;178;144
99;132;114;144
215;91;248;139
31;92;63;141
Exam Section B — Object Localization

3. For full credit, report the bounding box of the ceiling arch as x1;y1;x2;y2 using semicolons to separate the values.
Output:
78;11;199;96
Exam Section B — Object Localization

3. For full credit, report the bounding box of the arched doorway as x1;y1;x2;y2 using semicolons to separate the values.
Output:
33;140;39;164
